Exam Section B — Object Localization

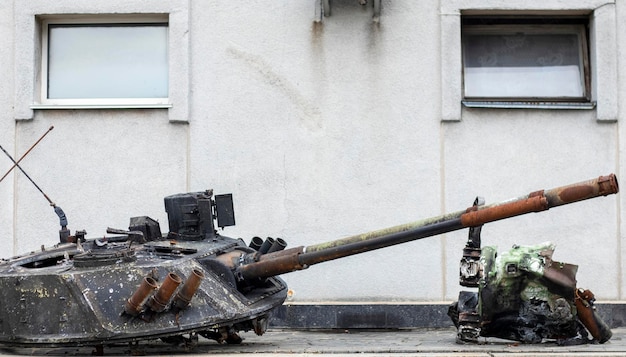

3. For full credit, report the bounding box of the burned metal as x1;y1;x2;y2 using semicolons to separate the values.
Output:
448;185;616;344
173;268;205;311
125;277;158;316
0;174;618;350
449;241;613;344
148;272;183;312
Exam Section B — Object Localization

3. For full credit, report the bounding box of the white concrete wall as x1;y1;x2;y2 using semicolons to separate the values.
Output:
616;0;626;300
0;0;623;303
0;0;14;254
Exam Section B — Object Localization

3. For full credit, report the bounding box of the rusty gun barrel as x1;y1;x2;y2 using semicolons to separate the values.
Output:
236;174;618;281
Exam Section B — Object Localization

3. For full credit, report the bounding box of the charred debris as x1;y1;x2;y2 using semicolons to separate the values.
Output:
0;130;619;351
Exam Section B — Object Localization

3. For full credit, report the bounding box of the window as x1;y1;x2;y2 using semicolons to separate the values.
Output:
461;16;591;108
40;17;169;107
441;3;617;121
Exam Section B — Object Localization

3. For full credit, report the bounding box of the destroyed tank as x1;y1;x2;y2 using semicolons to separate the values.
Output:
0;174;618;349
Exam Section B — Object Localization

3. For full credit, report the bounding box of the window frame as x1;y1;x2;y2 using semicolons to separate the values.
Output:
440;2;618;121
461;22;591;104
38;15;171;109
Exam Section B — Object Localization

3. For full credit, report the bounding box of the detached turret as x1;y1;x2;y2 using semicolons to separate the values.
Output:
0;174;617;349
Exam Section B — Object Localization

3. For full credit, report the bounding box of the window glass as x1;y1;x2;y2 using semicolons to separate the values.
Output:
46;23;168;100
462;23;588;101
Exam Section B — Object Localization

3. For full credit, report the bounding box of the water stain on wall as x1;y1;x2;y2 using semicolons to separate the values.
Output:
226;46;322;131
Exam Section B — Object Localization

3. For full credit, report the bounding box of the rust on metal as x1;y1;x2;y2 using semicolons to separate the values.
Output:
0;173;618;348
148;272;182;312
241;174;619;281
125;277;158;316
545;174;619;207
239;247;304;280
542;262;578;289
575;288;611;343
559;185;593;203
576;289;601;339
598;174;620;195
173;269;205;310
460;195;548;227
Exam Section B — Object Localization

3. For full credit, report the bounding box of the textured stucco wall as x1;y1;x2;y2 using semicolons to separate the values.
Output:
189;0;445;301
0;0;14;253
0;0;623;303
11;112;188;255
617;0;626;299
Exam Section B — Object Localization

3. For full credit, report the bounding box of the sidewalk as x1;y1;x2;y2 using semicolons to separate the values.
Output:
1;327;626;356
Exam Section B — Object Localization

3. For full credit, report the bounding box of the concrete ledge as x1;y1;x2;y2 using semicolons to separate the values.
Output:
270;303;626;329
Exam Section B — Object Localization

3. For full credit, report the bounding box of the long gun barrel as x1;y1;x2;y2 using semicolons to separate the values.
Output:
232;174;618;282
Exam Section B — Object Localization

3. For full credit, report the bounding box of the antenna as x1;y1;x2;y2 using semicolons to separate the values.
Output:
0;126;54;183
0;126;70;241
0;144;55;206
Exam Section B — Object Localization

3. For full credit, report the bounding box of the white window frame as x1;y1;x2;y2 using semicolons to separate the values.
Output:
440;1;618;121
461;22;591;104
15;1;190;122
38;15;171;109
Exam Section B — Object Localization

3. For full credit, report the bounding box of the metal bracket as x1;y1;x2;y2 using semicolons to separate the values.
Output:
323;0;330;17
459;196;485;287
320;0;381;19
467;196;485;249
214;194;236;228
373;0;381;20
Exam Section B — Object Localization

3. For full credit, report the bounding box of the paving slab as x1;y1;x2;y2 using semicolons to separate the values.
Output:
0;327;624;356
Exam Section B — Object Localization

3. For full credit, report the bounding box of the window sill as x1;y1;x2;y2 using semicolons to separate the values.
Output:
30;103;173;110
461;101;596;110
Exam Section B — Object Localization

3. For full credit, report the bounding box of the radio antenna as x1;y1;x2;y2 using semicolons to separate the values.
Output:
0;126;54;183
0;144;56;205
0;126;69;239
